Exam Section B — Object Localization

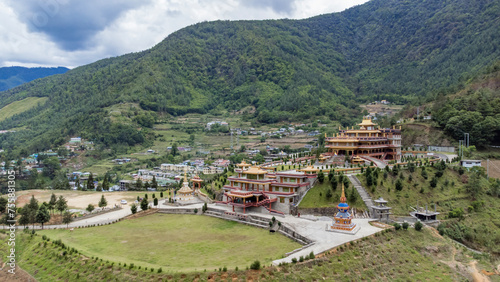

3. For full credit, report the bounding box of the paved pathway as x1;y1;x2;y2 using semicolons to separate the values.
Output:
361;156;387;168
348;175;374;216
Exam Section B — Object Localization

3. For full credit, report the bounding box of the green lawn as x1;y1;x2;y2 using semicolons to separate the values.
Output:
299;180;367;211
39;214;300;272
0;97;48;122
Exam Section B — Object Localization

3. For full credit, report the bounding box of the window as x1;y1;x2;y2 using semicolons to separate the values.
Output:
280;197;285;203
283;187;289;193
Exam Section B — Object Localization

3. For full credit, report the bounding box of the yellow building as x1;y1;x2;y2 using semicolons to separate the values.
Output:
325;117;401;162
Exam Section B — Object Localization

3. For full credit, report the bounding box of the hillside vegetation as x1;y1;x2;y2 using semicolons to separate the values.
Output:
357;162;500;255
1;0;500;156
0;97;48;122
2;226;496;281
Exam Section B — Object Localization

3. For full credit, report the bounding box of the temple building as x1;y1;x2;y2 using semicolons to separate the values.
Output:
325;117;402;162
220;162;315;214
328;183;360;234
190;174;203;195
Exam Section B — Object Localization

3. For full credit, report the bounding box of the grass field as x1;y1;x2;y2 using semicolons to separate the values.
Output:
3;224;497;281
0;97;48;122
39;214;301;272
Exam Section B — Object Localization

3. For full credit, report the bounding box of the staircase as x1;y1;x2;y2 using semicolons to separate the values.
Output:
348;175;374;217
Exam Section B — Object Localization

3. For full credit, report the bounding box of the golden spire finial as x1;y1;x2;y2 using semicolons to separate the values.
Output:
340;182;346;203
184;166;187;182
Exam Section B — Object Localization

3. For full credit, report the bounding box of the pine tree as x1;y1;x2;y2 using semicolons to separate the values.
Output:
151;176;158;190
48;193;57;214
98;195;107;208
62;211;73;228
87;173;95;191
36;204;51;229
56;195;68;216
86;204;95;213
102;173;110;191
27;195;39;228
140;198;149;211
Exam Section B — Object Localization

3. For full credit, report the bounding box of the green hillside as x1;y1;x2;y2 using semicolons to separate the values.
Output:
1;0;500;156
0;97;48;122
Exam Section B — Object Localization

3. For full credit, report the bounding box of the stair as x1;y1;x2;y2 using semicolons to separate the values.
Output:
348;175;374;217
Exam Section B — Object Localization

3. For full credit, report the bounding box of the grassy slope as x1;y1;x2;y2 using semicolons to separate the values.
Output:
2;225;497;281
0;97;48;122
299;180;367;211
357;166;500;254
38;214;300;272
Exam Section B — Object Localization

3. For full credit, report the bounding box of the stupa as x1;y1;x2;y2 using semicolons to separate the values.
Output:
176;168;194;202
327;183;360;234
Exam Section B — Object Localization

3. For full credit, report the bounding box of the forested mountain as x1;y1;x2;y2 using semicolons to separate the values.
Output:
0;66;69;91
0;0;499;156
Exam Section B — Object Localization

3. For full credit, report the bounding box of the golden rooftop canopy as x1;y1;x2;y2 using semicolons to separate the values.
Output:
236;160;251;168
244;166;268;174
357;117;377;127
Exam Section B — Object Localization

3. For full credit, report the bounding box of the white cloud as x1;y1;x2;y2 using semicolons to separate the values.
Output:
0;0;369;68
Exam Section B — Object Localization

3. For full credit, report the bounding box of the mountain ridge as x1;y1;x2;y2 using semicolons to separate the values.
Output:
0;0;499;156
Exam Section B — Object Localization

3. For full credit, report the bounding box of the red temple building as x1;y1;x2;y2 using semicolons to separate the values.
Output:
220;162;315;214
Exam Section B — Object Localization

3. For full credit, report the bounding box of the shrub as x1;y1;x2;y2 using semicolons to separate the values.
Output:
415;221;423;231
299;256;304;262
223;266;227;272
292;258;297;264
250;260;261;270
158;267;162;273
402;222;409;230
194;208;198;214
309;252;315;259
393;223;401;230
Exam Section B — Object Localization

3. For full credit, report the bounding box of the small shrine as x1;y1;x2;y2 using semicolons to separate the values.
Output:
411;202;440;223
190;175;203;194
371;197;392;223
176;169;194;202
327;183;360;234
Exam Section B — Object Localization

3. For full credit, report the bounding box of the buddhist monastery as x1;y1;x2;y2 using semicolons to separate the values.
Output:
328;183;359;234
220;161;316;214
325;117;402;162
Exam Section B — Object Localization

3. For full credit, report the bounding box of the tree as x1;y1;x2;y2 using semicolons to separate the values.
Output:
26;195;39;228
366;173;373;187
140;198;149;211
36;204;51;229
0;197;7;213
86;204;95;213
151;176;158;190
56;195;68;216
18;208;29;228
395;179;403;191
325;188;332;199
430;176;438;188
171;143;179;156
102;174;110;191
131;204;138;214
98;195;107;208
42;156;61;178
415;221;423;231
135;179;143;191
75;175;81;190
330;175;338;190
402;222;409;230
153;198;158;206
317;172;325;183
87;173;95;191
349;188;358;203
160;191;164;198
62;211;73;228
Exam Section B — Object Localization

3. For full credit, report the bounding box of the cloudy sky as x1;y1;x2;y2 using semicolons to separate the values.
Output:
0;0;368;68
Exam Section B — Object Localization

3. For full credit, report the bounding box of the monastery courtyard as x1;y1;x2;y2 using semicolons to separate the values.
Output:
159;202;384;265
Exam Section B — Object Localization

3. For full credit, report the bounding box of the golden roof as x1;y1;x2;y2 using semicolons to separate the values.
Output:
244;166;268;174
358;118;377;127
299;166;320;172
236;160;251;168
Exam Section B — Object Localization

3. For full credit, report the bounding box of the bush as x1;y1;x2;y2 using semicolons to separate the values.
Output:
194;208;198;214
393;223;401;230
402;222;409;230
415;221;423;231
222;266;227;272
250;260;261;270
299;256;304;262
291;258;297;263
309;252;315;259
